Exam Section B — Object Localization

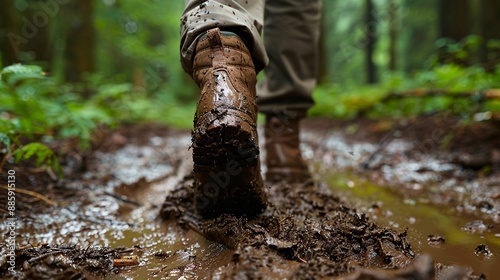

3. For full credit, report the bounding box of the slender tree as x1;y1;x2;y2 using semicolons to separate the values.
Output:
0;1;53;69
63;0;95;82
438;0;471;64
365;0;377;84
401;0;438;72
0;1;19;67
317;5;328;84
388;0;398;71
479;0;500;70
439;0;470;40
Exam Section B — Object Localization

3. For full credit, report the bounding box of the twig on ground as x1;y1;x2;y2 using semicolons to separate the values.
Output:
27;251;60;263
113;255;139;267
0;185;58;206
104;191;141;207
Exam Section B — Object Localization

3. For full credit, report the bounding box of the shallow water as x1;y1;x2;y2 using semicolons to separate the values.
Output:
10;129;500;278
309;129;500;278
325;171;500;279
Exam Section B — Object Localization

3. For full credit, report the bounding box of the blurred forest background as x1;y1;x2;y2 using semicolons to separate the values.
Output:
1;0;500;169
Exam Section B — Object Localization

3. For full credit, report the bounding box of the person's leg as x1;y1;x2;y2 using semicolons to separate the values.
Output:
260;0;322;182
180;0;268;218
180;0;268;74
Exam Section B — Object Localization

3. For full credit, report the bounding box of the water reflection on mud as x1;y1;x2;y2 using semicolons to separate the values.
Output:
11;125;500;279
311;129;500;279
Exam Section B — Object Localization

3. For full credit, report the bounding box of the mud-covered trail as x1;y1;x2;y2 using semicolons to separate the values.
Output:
1;116;499;279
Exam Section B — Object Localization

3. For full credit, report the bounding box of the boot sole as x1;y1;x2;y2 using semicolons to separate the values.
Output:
193;111;259;172
192;111;267;217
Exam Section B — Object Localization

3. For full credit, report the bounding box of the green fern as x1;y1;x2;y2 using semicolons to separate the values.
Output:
0;64;45;86
13;143;61;174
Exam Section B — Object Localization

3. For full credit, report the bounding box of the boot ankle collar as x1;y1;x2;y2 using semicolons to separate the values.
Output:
198;29;241;41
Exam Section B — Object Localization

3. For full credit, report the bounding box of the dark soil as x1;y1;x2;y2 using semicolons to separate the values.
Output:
1;244;138;280
161;176;418;279
1;115;498;279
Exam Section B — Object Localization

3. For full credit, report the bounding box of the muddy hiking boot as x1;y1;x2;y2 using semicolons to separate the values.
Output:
265;114;312;183
190;28;267;218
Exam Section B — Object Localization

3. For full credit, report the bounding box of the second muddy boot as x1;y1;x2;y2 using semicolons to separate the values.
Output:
191;28;267;218
265;114;312;183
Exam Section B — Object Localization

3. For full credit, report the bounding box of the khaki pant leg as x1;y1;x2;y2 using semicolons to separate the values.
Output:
180;0;268;75
258;0;322;117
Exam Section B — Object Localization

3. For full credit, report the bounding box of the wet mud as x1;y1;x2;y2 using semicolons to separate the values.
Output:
162;177;416;278
0;116;498;279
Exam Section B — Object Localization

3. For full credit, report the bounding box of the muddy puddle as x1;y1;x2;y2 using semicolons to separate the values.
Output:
2;118;499;279
304;122;500;279
324;172;500;279
2;133;239;278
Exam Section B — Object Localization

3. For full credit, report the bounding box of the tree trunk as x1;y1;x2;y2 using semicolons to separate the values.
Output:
0;1;53;69
401;0;438;72
64;0;95;82
438;0;471;64
439;0;470;40
365;0;377;84
388;0;398;71
0;1;20;67
479;0;500;70
317;6;328;84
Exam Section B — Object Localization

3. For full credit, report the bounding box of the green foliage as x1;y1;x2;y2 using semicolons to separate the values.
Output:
310;85;386;119
0;64;79;171
309;63;500;119
410;64;500;90
0;64;194;173
0;64;106;150
1;64;46;84
82;75;195;128
434;35;483;64
13;143;61;174
93;0;197;101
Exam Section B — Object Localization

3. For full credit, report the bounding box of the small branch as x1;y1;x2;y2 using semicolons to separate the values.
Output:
297;256;308;263
104;191;141;207
0;185;58;206
113;255;139;267
27;251;60;263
